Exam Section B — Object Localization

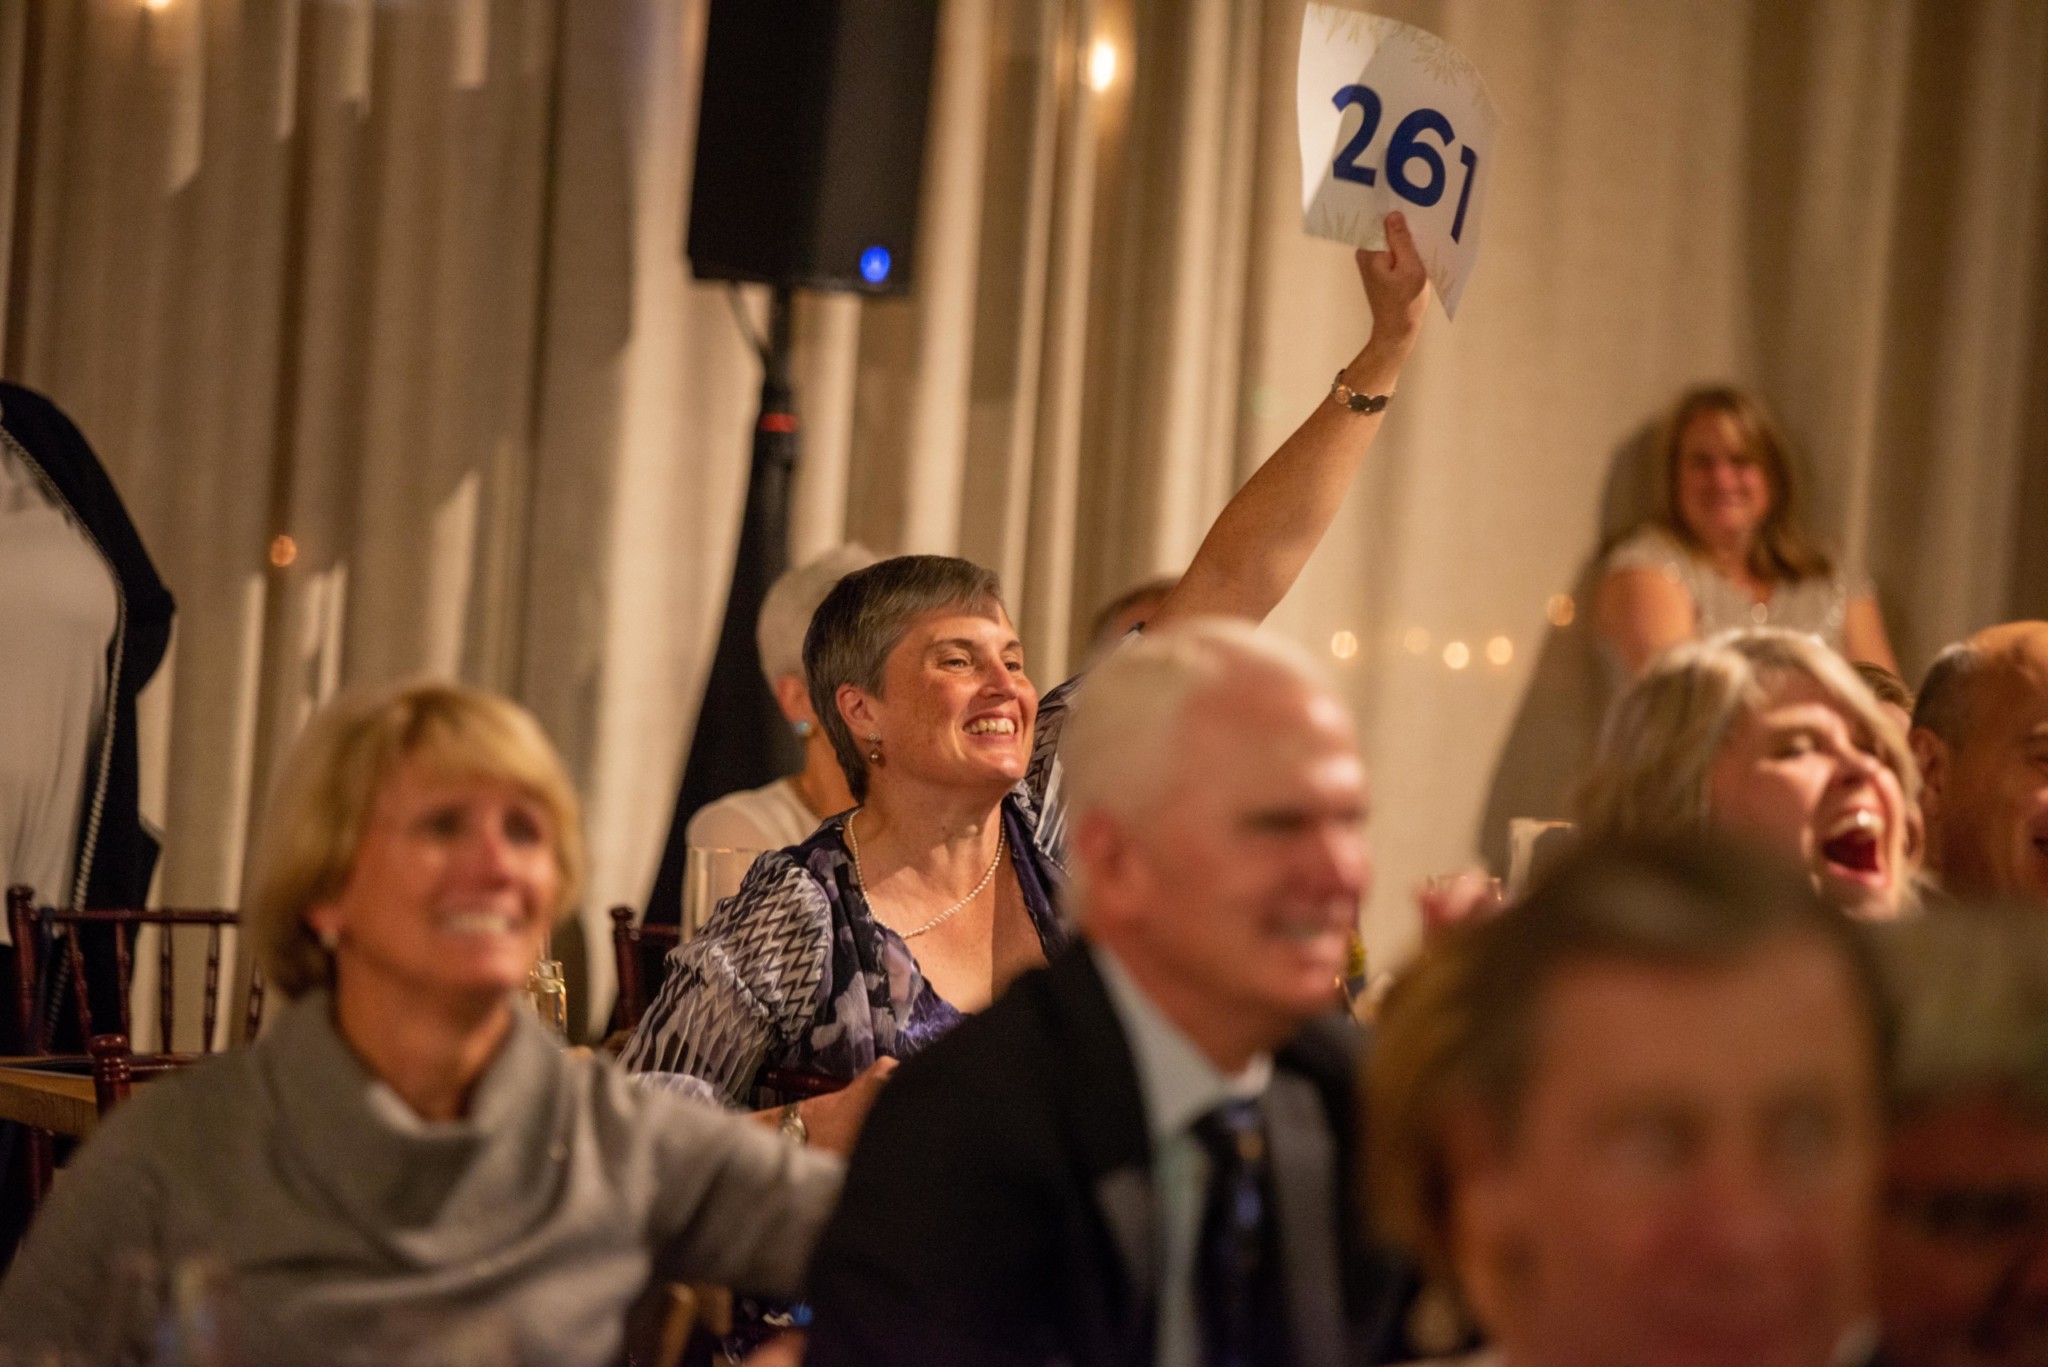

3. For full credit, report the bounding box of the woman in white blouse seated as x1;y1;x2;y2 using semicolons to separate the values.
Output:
688;544;878;858
0;681;840;1366
1594;385;1897;675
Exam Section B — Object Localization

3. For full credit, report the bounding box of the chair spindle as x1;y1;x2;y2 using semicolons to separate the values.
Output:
202;924;222;1052
87;1033;133;1114
8;885;40;1050
159;920;175;1051
68;934;93;1046
113;921;133;1039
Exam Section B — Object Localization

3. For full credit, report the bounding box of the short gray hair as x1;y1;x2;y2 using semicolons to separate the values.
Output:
1911;640;1983;748
1061;617;1335;828
1872;904;2048;1118
1059;620;1339;918
1579;627;1918;839
804;555;1005;802
755;544;877;685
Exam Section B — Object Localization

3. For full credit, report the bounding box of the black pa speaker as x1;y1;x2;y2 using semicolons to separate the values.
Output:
687;0;939;295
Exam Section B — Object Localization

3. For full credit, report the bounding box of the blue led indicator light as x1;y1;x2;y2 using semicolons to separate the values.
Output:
859;246;892;285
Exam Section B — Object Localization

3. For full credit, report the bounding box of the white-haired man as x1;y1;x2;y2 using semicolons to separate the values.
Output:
803;619;1410;1367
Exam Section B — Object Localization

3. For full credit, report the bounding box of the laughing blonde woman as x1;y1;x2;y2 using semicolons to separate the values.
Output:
1579;628;1922;919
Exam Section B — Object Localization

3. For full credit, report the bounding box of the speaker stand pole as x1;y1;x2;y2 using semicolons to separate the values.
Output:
758;286;796;457
643;285;803;930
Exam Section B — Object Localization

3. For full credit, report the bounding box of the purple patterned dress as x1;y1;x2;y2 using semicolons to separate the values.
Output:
619;675;1079;1106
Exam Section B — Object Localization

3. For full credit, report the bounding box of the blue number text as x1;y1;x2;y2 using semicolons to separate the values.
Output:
1331;85;1383;186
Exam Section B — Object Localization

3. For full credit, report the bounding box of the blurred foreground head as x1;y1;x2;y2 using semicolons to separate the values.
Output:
1061;617;1368;1066
1912;622;2048;903
1581;627;1920;919
1368;836;1887;1367
1873;905;2048;1367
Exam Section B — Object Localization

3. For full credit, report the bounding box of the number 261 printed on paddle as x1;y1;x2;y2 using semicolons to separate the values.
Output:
1329;85;1481;243
1295;7;1500;318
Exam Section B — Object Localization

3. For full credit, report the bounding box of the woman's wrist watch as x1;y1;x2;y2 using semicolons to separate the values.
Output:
778;1101;809;1145
1330;370;1392;413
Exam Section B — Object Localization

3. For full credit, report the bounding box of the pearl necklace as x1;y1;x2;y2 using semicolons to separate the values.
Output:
846;811;1007;941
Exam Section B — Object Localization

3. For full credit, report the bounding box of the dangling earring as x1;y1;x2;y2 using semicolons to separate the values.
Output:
867;732;883;766
315;924;339;953
793;719;814;739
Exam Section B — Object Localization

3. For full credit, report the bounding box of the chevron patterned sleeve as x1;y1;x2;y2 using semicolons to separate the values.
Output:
1024;670;1087;863
617;853;835;1106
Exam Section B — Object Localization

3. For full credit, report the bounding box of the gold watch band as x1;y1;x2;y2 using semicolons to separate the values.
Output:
1330;370;1391;414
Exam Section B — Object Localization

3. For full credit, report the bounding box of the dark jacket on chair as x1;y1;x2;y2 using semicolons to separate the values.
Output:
803;944;1415;1367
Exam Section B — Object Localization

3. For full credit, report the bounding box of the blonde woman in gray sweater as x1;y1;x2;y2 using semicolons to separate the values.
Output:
0;681;843;1366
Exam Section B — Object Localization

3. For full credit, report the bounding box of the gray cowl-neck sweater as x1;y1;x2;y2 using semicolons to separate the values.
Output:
0;989;842;1365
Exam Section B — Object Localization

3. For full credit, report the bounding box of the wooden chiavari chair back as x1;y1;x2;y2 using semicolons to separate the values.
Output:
6;884;263;1055
5;885;264;1206
609;905;680;1034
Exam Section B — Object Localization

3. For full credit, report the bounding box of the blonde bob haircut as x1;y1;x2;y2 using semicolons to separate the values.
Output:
1578;627;1918;842
248;680;586;1000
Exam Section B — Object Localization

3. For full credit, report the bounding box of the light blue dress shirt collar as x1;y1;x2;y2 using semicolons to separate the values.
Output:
1091;942;1273;1138
1091;942;1274;1367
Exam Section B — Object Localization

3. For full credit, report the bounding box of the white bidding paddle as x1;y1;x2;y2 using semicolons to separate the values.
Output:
1297;7;1501;319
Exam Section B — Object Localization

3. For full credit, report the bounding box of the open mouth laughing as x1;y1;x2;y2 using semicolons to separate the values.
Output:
1818;808;1886;882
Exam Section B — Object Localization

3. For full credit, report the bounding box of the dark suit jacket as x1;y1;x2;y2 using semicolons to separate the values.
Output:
803;945;1414;1367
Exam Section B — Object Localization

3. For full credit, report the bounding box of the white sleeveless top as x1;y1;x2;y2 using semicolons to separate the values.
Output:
1603;524;1855;649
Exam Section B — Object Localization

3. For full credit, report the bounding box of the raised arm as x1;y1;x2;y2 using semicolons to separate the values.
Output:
1149;212;1429;629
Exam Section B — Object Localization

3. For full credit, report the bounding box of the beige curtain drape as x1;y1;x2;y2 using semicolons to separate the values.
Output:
2;0;2041;1043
